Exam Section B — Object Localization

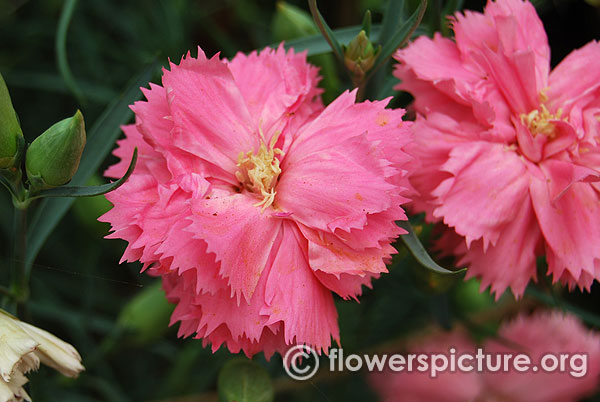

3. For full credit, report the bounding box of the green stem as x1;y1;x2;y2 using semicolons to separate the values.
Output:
355;76;369;102
10;206;29;311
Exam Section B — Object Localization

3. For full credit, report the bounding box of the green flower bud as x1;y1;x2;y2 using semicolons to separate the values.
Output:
26;110;86;188
0;73;24;169
343;30;380;79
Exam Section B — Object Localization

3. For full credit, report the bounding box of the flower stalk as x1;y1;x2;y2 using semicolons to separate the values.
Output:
10;207;28;311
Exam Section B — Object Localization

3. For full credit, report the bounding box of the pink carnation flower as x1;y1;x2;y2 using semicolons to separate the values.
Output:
369;311;600;401
483;311;600;402
100;45;413;357
369;329;484;402
394;0;600;297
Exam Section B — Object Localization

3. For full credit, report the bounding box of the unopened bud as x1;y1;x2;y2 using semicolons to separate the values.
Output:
0;73;24;169
343;30;380;79
26;110;86;188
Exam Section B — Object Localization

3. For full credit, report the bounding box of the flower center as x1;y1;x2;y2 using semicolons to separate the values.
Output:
520;104;565;138
235;131;284;211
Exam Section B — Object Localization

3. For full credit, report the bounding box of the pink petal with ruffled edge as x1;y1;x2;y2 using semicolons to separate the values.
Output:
459;195;541;297
300;225;392;278
163;49;257;181
548;41;600;114
187;193;281;304
432;141;530;249
226;44;322;140
262;222;339;352
105;124;168;180
277;91;406;233
530;170;600;287
406;114;476;219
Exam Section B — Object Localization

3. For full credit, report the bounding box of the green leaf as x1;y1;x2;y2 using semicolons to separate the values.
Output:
307;0;344;62
377;0;405;45
369;0;427;76
25;63;157;276
56;0;85;105
31;148;137;199
279;24;382;56
397;220;464;275
218;359;274;402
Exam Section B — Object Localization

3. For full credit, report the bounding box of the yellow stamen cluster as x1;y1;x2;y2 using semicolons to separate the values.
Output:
235;131;284;211
520;104;564;138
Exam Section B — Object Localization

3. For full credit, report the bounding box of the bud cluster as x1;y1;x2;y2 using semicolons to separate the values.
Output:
0;72;87;207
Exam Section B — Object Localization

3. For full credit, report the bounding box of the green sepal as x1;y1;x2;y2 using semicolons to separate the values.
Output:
30;148;137;200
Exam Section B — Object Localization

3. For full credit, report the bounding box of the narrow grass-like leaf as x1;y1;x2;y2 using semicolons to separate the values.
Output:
397;220;464;275
56;0;85;105
307;0;344;62
25;63;157;276
368;0;427;77
31;148;137;199
378;0;405;45
279;25;382;56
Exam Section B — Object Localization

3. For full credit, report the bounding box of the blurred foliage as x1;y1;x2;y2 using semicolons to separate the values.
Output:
0;0;599;401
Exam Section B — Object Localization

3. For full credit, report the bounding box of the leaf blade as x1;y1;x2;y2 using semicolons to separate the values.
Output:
307;0;345;62
55;0;85;105
369;0;427;76
377;0;405;45
397;220;464;275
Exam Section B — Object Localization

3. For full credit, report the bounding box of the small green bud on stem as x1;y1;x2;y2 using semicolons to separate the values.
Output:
343;30;381;84
26;110;86;189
